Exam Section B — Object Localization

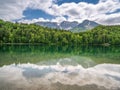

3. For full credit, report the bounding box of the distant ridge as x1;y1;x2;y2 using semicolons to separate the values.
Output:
70;20;99;32
35;20;100;32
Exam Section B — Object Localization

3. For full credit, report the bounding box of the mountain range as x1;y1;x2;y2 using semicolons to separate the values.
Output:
35;20;100;32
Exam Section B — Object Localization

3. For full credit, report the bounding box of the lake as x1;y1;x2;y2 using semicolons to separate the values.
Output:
0;45;120;90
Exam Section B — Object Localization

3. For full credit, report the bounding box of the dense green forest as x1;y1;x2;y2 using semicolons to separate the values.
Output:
0;19;120;45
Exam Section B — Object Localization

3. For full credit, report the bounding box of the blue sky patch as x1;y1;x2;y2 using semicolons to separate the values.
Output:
23;8;54;20
56;0;99;5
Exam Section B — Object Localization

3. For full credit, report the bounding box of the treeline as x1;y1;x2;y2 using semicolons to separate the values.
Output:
0;19;120;45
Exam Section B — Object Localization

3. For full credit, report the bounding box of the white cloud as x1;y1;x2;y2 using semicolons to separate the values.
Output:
0;0;29;20
51;16;66;23
44;0;120;24
18;18;50;24
18;16;66;24
28;0;53;12
0;63;120;89
0;0;120;25
95;12;120;25
0;0;54;21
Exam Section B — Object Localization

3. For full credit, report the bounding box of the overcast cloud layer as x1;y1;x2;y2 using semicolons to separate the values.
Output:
0;0;120;25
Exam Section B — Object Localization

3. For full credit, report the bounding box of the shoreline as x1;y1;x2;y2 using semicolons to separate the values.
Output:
0;43;120;46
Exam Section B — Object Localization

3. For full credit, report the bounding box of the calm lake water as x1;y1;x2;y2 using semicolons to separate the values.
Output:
0;45;120;90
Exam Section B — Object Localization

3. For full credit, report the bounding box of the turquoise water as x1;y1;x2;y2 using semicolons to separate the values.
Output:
0;45;120;90
0;45;120;66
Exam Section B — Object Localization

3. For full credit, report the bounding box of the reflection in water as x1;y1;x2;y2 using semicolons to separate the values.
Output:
0;63;120;90
0;45;120;66
0;45;120;90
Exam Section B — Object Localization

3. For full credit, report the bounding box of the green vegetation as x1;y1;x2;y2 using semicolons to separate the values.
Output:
70;27;88;32
0;19;120;45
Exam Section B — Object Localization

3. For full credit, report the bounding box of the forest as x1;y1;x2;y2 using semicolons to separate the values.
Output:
0;19;120;45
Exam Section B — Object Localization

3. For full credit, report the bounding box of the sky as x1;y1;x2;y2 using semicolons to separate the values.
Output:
0;0;120;25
